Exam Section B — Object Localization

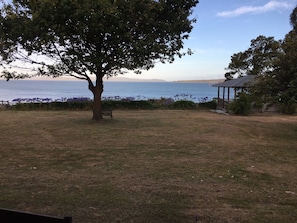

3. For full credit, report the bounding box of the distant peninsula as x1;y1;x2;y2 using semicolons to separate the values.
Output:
174;79;224;84
104;77;166;82
29;76;224;83
105;76;224;83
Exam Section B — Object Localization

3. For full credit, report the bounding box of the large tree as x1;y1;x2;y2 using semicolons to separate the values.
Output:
224;35;282;80
0;0;198;120
250;7;297;111
272;26;297;111
224;6;297;113
290;5;297;31
249;31;297;112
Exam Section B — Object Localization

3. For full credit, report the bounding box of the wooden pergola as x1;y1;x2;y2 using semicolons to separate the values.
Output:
212;75;255;109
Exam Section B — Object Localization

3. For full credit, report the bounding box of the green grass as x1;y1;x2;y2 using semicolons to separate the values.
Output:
0;110;297;222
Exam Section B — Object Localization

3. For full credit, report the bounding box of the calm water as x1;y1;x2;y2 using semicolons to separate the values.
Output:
0;80;220;103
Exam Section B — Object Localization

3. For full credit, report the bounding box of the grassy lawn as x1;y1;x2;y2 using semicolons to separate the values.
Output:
0;110;297;222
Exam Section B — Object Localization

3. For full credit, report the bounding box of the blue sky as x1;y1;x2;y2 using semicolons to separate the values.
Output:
125;0;297;81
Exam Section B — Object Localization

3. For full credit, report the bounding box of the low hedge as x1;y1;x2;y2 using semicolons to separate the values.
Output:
11;99;216;111
13;101;93;110
169;100;197;110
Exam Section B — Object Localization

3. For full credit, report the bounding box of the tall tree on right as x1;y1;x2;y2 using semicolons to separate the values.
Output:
224;35;282;80
224;6;297;114
271;7;297;113
290;6;297;31
247;6;297;113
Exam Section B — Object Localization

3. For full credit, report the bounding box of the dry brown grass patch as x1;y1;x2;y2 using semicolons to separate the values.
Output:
0;110;297;222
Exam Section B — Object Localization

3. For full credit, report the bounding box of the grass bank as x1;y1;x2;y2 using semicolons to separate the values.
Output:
0;110;297;222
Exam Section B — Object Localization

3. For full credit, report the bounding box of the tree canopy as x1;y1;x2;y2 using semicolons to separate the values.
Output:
290;6;297;32
224;35;282;80
0;0;199;120
224;6;297;114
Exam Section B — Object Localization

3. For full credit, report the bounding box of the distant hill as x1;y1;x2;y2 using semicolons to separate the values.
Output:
30;76;224;83
104;76;166;82
29;76;166;82
175;79;224;84
105;76;225;83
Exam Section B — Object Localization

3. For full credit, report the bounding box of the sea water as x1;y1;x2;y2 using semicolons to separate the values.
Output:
0;80;220;103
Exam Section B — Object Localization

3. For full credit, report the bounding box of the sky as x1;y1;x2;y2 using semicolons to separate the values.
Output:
124;0;297;81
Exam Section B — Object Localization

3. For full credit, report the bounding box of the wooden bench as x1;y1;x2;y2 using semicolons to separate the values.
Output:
102;110;113;118
0;208;72;223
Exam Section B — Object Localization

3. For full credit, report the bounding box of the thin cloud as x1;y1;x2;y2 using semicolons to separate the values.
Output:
217;1;294;17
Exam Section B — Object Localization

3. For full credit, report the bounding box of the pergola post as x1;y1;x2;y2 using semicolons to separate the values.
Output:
222;87;225;108
217;86;220;99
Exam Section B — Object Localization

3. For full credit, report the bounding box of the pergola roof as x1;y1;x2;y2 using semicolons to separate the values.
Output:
212;75;255;88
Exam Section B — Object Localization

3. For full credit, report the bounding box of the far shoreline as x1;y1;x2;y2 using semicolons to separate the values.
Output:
173;79;224;84
2;76;225;84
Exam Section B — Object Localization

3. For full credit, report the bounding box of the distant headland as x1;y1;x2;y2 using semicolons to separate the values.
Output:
174;79;224;84
27;76;224;84
104;77;224;83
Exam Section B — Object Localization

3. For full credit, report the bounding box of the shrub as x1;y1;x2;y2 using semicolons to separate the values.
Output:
169;100;197;110
13;101;92;110
228;92;251;115
102;100;154;110
148;98;174;109
12;98;204;111
198;100;217;109
279;99;296;115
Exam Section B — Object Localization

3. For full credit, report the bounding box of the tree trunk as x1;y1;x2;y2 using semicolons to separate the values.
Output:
89;77;104;121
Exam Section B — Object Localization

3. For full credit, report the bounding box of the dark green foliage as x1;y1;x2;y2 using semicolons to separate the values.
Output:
102;100;154;110
169;100;197;110
279;101;296;114
12;100;155;111
11;99;213;111
13;101;93;111
279;95;297;114
228;93;251;115
198;100;217;109
290;6;297;32
148;98;175;109
224;36;282;79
